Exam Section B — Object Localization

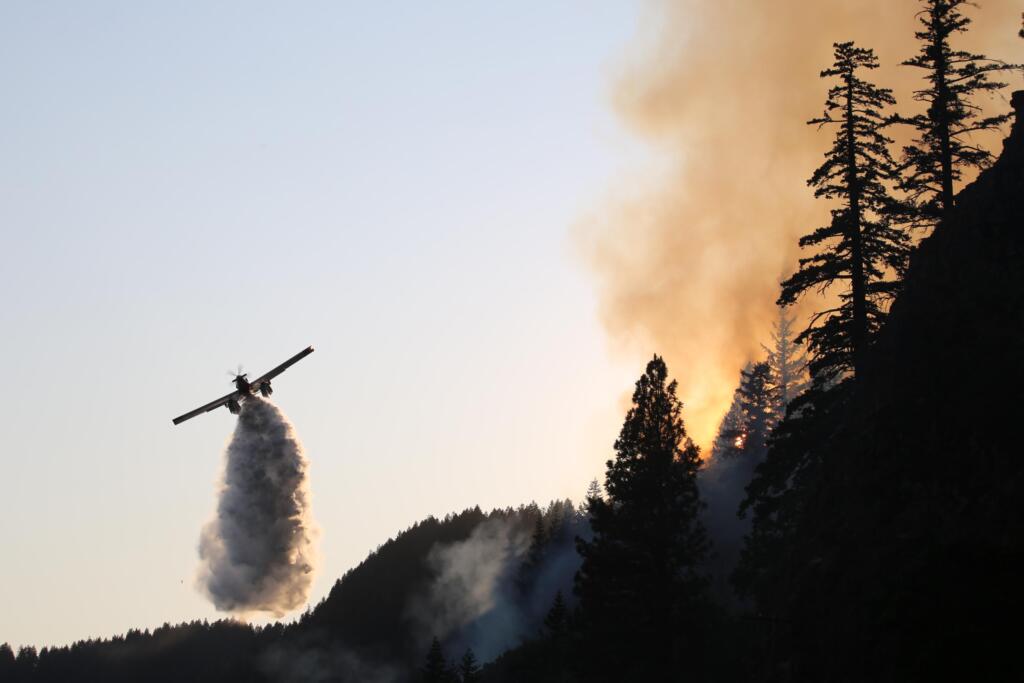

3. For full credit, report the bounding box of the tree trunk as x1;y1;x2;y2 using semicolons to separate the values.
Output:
934;8;956;216
845;76;868;377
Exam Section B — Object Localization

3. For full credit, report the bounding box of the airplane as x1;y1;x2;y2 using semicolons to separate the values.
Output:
172;346;314;425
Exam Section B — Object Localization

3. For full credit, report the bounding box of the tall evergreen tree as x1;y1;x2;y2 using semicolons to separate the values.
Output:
711;361;777;462
779;42;909;381
544;591;568;636
13;646;38;683
422;637;450;683
574;355;710;680
457;649;481;683
761;306;808;413
516;512;548;594
578;478;602;516
0;644;15;682
710;377;746;460
736;362;775;458
896;0;1021;228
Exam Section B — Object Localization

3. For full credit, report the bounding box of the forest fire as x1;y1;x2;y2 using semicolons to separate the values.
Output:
578;0;1020;447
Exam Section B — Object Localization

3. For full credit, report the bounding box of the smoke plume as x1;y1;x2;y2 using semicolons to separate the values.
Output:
579;0;1021;447
407;518;529;661
408;510;585;663
197;398;318;616
699;451;760;608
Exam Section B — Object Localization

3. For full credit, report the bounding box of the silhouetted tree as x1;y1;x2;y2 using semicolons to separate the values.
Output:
422;637;450;683
574;355;710;680
544;591;568;636
780;41;909;381
516;512;548;594
457;648;481;683
896;0;1021;228
0;644;15;681
762;306;808;412
710;367;748;460
711;362;776;462
734;382;848;612
737;362;775;458
13;646;38;683
526;514;546;566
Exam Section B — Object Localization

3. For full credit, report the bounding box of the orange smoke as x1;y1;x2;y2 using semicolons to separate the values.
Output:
579;0;1021;447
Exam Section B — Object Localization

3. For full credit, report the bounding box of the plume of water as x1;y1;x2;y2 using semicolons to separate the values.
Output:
197;397;318;616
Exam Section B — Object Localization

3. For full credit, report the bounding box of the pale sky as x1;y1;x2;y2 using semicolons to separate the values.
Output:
0;2;652;648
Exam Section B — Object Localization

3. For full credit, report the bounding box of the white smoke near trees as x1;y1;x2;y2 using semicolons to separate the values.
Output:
406;508;588;665
407;518;531;662
197;397;319;616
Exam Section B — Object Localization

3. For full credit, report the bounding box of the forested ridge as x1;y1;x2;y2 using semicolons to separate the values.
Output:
3;3;1023;681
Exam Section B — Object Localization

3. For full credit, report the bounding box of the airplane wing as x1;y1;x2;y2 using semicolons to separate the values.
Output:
172;390;241;426
248;346;315;388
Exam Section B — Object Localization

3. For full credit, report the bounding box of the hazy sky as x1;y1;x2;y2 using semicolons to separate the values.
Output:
0;2;649;648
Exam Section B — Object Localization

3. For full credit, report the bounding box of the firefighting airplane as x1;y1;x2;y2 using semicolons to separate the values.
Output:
172;346;314;425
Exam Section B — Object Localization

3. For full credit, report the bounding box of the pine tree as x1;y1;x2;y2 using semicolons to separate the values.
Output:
13;646;38;682
574;355;710;680
779;41;910;381
516;512;548;594
762;306;808;413
737;362;775;458
422;637;450;683
712;389;745;458
0;644;15;681
896;0;1021;228
457;648;481;683
711;379;746;460
712;360;774;466
544;590;568;636
543;499;570;543
712;362;776;462
578;478;602;516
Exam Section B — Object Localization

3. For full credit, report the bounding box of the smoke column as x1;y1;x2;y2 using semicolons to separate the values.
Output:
407;518;530;661
197;397;318;616
579;0;1021;447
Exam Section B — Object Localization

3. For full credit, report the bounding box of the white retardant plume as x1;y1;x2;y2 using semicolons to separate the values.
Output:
197;397;318;616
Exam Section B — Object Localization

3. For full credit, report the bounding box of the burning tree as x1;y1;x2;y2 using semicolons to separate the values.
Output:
711;371;748;460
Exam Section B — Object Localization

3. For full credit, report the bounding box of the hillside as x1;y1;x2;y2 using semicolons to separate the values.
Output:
742;90;1024;680
1;502;582;682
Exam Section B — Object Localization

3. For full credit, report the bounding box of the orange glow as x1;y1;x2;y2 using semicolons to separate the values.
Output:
578;0;1018;448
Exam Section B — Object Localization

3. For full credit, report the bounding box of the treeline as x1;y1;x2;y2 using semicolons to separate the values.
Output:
0;502;589;683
